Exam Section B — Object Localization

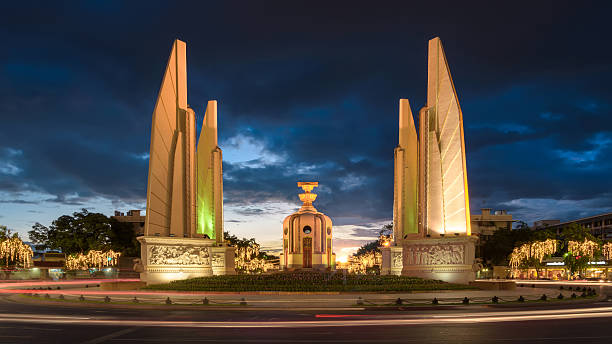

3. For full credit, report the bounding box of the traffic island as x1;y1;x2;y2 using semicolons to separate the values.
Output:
143;271;475;292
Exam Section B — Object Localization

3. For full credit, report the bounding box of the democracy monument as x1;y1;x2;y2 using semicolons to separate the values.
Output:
138;36;475;285
137;40;235;284
381;37;476;284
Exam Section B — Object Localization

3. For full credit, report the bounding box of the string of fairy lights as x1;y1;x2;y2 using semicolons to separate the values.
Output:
339;235;389;274
510;238;612;272
234;243;277;273
0;237;33;268
0;233;274;273
3;229;611;274
509;239;557;269
568;238;599;257
346;250;381;274
65;250;121;270
603;242;612;260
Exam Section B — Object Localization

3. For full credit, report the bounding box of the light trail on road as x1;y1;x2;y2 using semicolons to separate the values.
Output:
2;306;612;328
515;280;612;287
0;279;140;289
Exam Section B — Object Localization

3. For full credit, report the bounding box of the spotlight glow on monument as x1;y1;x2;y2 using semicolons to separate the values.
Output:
196;100;223;240
382;37;476;283
137;39;235;284
421;37;472;237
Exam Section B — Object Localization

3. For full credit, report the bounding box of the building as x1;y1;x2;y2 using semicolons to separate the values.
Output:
280;182;335;270
471;208;513;237
512;257;612;280
383;37;477;284
111;210;146;236
534;212;612;240
533;220;561;229
470;208;513;257
32;252;66;280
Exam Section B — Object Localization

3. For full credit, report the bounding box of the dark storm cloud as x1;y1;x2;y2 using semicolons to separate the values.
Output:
1;1;611;226
0;199;38;205
348;226;384;238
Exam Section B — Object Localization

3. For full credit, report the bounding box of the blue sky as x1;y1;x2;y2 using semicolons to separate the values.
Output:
1;1;611;259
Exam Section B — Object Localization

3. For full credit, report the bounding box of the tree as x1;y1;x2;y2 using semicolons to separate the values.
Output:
482;223;555;266
354;240;380;256
28;222;51;251
561;223;601;278
0;225;18;241
506;223;607;279
223;231;277;273
0;225;33;268
109;219;140;257
28;209;111;254
379;223;393;237
353;223;393;258
28;209;138;256
561;223;598;242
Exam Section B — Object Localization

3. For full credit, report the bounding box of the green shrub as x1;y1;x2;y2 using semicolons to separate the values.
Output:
144;271;473;292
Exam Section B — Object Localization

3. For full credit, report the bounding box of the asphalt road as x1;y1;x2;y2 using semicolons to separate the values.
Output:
2;295;612;343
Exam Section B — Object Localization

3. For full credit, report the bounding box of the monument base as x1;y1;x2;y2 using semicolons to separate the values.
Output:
401;236;477;284
380;246;403;275
137;236;236;285
279;252;337;271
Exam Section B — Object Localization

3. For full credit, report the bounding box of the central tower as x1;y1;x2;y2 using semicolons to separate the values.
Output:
280;182;335;270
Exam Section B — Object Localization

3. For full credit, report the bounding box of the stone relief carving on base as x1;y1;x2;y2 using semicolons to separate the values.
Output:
132;258;144;273
148;245;211;266
211;254;224;267
392;252;403;268
404;244;464;265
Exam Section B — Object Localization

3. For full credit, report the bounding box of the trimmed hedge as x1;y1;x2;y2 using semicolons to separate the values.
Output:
145;271;473;292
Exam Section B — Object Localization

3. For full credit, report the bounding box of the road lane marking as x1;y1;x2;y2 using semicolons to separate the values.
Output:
79;327;138;344
2;309;612;328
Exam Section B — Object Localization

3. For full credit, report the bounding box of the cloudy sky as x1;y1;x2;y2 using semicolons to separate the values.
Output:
1;2;611;259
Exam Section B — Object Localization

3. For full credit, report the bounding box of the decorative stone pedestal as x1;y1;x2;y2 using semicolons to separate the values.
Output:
401;236;477;284
380;246;403;275
137;236;236;285
280;182;336;271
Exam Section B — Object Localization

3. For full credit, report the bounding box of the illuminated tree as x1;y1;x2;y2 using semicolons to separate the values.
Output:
568;239;599;257
347;250;382;274
564;238;600;277
603;242;612;260
65;250;121;270
224;231;278;273
0;226;33;268
482;223;554;265
508;239;557;277
560;224;601;277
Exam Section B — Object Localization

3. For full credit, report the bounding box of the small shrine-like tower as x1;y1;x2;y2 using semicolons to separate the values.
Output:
280;182;335;270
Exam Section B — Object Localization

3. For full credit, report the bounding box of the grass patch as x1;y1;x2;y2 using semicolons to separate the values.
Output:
144;271;474;292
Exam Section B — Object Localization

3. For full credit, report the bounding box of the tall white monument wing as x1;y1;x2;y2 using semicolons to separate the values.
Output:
393;99;419;242
196;100;224;243
144;39;192;237
426;37;471;235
